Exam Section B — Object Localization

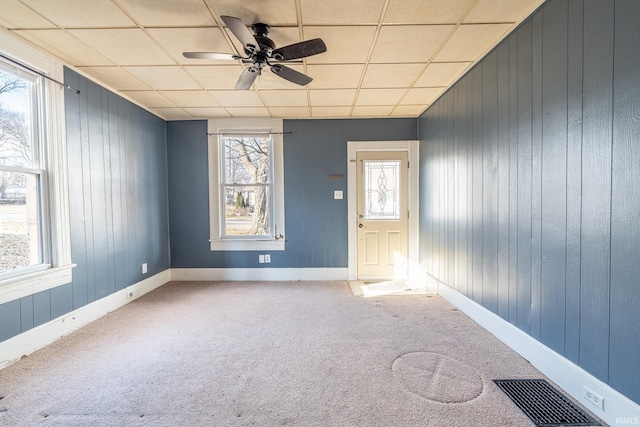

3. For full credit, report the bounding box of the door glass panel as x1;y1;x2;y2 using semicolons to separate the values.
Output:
363;160;400;220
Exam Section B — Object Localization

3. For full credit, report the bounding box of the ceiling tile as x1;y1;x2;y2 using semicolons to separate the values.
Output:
401;87;445;104
306;64;365;89
183;107;231;118
20;0;135;28
124;66;201;90
14;30;113;66
391;105;428;116
304;26;376;64
208;0;298;26
351;105;394;116
300;0;385;25
362;63;425;88
433;24;512;62
464;0;544;24
159;90;220;107
260;90;308;107
69;29;175;66
225;107;271;117
309;89;356;106
311;106;352;117
415;62;471;87
253;65;308;90
120;91;176;108
184;65;246;90
76;67;150;90
268;107;310;117
210;91;265;107
370;25;454;63
114;0;217;27
147;28;232;65
384;0;475;24
149;107;192;120
356;88;406;105
0;1;56;28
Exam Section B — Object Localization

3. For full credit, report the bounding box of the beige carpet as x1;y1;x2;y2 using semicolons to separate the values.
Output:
0;281;601;426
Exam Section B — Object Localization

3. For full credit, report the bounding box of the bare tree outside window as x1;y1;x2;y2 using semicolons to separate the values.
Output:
222;134;272;237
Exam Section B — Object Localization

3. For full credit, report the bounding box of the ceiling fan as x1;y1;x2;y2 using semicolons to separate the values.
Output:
183;15;327;90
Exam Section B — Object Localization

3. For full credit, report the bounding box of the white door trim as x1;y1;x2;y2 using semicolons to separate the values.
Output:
347;141;419;281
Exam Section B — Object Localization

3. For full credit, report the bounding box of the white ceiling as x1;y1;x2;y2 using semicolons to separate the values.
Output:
0;0;544;120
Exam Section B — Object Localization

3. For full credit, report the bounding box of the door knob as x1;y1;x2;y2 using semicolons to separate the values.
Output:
358;223;363;228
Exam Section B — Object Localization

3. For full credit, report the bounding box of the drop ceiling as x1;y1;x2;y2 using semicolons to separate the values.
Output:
0;0;545;120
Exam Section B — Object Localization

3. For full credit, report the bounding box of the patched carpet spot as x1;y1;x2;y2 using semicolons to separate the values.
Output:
392;351;483;403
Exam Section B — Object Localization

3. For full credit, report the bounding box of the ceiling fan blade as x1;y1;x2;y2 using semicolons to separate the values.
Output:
272;38;327;61
236;66;260;90
183;52;241;60
221;15;261;54
270;64;313;86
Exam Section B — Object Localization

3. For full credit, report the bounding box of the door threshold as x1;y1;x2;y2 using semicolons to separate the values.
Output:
348;280;433;297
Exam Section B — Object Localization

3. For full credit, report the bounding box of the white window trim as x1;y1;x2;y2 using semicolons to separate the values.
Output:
208;118;285;251
0;28;74;305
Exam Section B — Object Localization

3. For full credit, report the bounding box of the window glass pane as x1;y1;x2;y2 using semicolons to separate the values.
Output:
0;67;34;168
223;135;271;184
0;172;42;273
364;160;401;220
223;185;271;237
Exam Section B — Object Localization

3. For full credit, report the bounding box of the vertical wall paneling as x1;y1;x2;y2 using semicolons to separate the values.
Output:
496;42;510;320
0;300;20;341
418;0;640;405
507;35;519;326
564;0;584;365
579;0;613;383
471;66;484;303
482;51;499;314
19;296;33;331
609;0;640;403
64;71;89;309
516;20;533;334
540;0;568;354
530;11;543;342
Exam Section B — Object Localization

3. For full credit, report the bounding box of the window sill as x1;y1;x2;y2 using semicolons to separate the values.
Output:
210;239;285;251
0;264;76;305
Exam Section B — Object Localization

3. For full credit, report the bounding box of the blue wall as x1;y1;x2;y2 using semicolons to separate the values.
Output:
418;0;640;405
0;69;170;342
167;118;416;268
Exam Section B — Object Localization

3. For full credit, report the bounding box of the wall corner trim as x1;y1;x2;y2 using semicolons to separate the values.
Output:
0;269;171;370
423;274;640;427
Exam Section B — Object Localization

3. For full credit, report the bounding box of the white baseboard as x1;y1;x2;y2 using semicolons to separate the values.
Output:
170;267;348;282
0;269;171;370
424;274;640;427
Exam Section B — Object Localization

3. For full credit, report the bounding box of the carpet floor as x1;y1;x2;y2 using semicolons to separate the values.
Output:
0;281;600;426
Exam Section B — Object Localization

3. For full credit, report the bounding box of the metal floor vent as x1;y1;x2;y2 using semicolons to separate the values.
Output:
494;379;600;427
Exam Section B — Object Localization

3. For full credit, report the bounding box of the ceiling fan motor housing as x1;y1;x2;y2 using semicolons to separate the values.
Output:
248;23;275;58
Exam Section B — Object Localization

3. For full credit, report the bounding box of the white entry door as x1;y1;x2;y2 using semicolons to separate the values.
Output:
356;151;408;280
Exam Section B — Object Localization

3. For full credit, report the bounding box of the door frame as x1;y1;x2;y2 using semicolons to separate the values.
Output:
347;140;419;281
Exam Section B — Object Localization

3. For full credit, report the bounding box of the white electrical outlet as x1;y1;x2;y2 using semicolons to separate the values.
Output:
264;254;271;263
259;255;265;263
141;263;147;274
583;386;604;411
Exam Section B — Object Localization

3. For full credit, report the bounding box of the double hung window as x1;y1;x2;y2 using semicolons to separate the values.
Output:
0;31;72;303
208;119;285;251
